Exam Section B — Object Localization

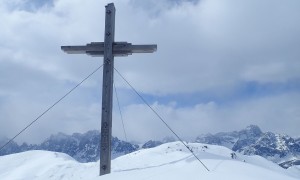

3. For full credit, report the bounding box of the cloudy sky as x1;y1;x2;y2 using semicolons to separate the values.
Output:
0;0;299;144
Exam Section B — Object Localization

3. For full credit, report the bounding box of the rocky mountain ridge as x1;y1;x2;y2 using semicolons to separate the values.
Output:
0;130;138;162
1;125;299;168
195;125;300;168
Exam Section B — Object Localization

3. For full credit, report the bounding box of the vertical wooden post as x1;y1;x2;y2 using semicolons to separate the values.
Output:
100;3;115;176
61;3;156;176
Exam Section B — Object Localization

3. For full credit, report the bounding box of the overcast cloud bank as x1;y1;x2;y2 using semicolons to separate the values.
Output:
0;0;299;143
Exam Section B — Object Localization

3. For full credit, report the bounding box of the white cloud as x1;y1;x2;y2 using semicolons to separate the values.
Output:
112;92;300;142
0;0;299;143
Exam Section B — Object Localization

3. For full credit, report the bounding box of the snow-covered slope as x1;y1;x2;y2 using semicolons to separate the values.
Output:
0;142;299;180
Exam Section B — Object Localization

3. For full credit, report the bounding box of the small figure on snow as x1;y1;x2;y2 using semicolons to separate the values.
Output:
230;152;237;159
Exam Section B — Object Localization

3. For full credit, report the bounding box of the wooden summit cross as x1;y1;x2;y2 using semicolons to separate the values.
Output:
61;3;157;176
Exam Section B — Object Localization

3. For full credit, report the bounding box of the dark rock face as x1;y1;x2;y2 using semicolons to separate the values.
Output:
195;125;300;169
40;130;140;162
0;137;21;156
0;130;138;162
279;159;300;169
195;133;223;145
242;132;300;161
142;140;163;149
195;131;239;149
1;125;300;169
232;125;263;151
40;132;81;159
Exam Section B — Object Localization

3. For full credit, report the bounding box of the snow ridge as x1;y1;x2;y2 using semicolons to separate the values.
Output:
0;142;299;180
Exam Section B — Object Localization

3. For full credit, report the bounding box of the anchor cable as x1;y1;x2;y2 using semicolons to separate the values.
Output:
0;65;103;152
113;82;128;141
114;67;210;172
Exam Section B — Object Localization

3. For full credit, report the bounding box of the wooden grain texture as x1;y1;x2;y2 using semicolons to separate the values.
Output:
100;3;115;176
61;43;157;57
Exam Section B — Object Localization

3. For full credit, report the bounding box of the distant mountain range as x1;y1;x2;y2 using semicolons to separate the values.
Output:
194;125;300;169
0;130;138;162
1;125;299;168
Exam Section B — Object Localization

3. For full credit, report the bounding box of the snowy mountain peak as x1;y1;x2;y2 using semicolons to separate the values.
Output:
245;125;262;134
195;125;300;169
238;125;262;140
1;125;300;171
242;132;300;166
0;130;138;162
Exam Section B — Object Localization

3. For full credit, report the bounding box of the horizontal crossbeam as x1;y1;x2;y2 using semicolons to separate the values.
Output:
61;42;157;57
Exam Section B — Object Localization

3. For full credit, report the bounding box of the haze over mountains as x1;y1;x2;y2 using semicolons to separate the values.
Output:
1;125;300;169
